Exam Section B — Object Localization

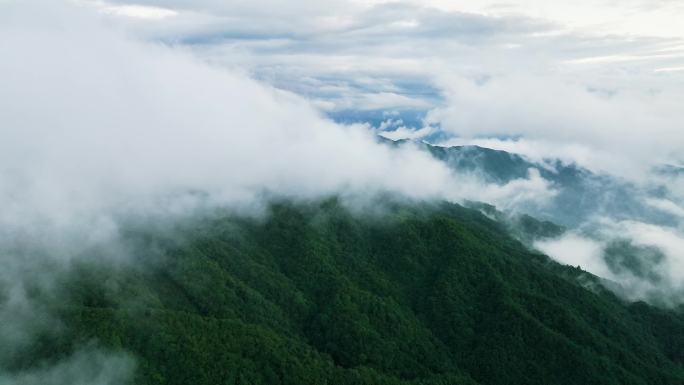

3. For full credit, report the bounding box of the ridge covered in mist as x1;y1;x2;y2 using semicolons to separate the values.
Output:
375;139;684;306
6;199;684;385
383;139;680;228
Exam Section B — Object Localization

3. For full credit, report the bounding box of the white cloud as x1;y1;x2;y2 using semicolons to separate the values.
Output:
440;168;558;213
102;4;177;19
646;198;684;219
83;0;684;182
0;1;462;237
536;218;684;305
535;233;611;277
426;73;684;178
1;1;573;238
379;125;435;141
396;0;684;38
617;221;684;289
655;66;684;73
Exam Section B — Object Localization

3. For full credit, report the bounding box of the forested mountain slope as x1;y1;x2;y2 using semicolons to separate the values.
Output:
11;199;684;385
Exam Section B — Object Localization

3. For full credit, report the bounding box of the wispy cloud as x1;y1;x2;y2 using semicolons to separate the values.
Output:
79;0;684;179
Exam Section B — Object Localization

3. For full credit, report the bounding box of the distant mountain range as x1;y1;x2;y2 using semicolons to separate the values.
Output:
385;139;680;229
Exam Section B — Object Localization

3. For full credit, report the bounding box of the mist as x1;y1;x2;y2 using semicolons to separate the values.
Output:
0;347;134;385
0;1;570;248
0;1;449;238
0;1;564;381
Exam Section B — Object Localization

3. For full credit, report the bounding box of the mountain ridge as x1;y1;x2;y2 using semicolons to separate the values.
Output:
378;138;681;228
10;198;684;385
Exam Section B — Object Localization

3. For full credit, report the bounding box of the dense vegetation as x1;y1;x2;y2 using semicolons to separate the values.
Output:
9;199;684;384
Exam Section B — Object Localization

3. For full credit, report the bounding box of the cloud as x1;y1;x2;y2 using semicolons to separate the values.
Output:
535;219;684;306
101;4;178;20
0;347;134;385
535;233;611;277
86;0;684;181
379;125;435;141
646;198;684;219
426;73;684;178
398;0;684;38
0;0;573;239
90;0;558;114
0;0;462;235
618;221;684;288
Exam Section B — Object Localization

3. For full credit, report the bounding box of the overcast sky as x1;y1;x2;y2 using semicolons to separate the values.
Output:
78;0;684;177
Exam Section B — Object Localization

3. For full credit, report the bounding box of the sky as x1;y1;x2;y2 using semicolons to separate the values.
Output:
77;0;684;178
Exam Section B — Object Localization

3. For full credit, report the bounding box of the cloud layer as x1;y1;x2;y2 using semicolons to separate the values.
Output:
535;216;684;306
84;0;684;179
0;3;569;379
1;1;453;233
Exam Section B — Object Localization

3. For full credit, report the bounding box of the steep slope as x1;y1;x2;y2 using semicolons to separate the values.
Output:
9;199;684;385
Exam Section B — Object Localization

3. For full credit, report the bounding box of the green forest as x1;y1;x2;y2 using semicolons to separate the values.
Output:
8;199;684;385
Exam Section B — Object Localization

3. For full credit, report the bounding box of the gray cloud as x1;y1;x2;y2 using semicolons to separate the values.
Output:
96;0;684;112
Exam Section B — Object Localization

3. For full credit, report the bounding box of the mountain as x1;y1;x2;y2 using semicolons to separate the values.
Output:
11;198;684;385
463;201;565;246
654;165;684;177
405;141;679;228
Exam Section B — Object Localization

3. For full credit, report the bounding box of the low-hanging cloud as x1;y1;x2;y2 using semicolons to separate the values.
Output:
0;1;566;379
0;0;567;244
536;219;684;306
0;1;454;236
426;73;684;179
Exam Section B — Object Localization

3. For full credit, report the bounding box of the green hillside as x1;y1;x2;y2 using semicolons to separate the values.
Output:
10;199;684;385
